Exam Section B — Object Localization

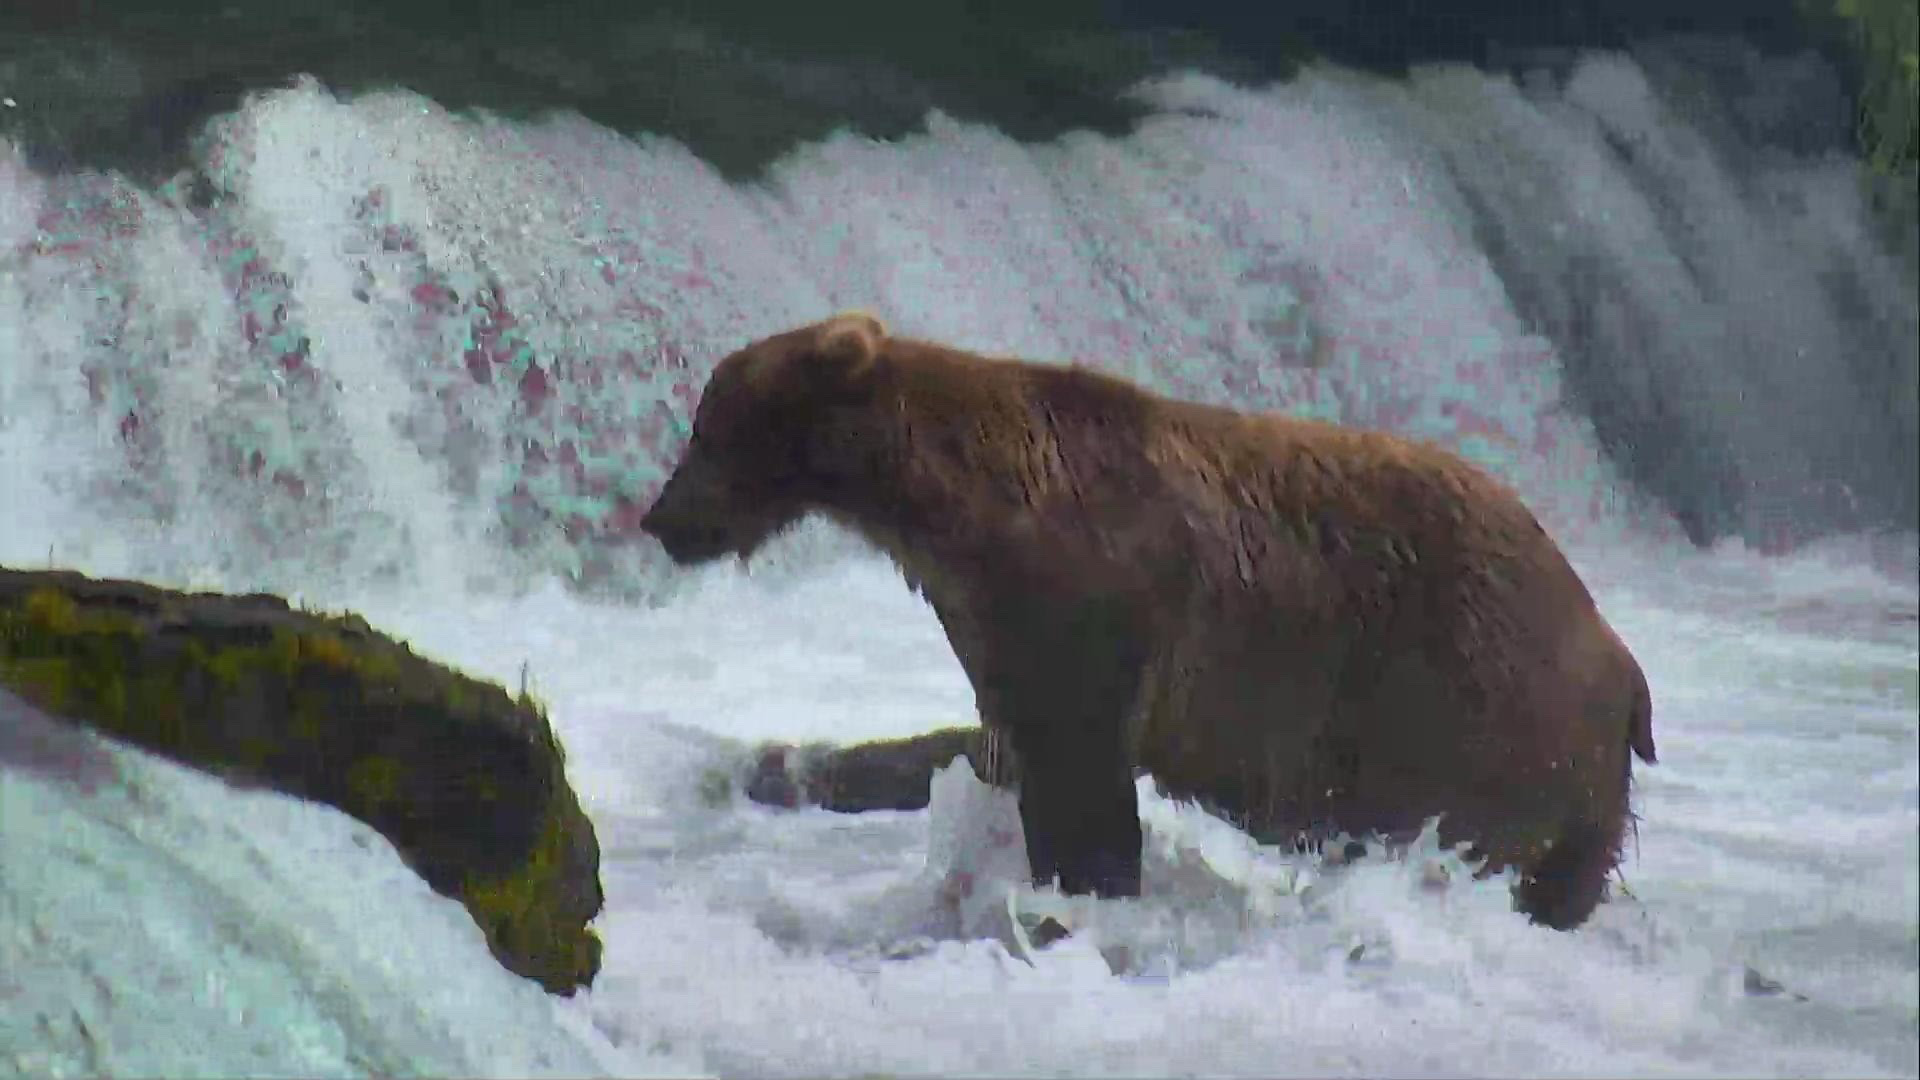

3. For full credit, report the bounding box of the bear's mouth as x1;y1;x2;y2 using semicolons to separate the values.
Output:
644;520;739;565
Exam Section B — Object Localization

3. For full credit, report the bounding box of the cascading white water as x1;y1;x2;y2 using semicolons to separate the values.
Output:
2;60;1782;597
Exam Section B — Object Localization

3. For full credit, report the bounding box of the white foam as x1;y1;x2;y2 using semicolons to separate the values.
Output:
270;540;1915;1079
4;524;1914;1077
0;689;689;1078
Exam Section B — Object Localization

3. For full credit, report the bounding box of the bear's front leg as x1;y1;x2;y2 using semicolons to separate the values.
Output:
934;563;1154;898
1015;728;1143;898
977;584;1152;901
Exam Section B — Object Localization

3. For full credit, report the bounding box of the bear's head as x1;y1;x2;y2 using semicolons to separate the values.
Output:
640;311;887;565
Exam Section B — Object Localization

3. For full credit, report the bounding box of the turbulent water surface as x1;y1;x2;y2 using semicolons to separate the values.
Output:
0;39;1916;1080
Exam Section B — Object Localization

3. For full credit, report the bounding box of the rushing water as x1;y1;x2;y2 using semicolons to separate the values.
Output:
1;42;1915;1080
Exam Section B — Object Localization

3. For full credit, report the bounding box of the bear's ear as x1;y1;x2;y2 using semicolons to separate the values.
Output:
811;310;887;383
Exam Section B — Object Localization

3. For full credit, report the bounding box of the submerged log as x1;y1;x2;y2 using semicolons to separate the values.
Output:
0;566;604;997
737;725;1015;813
737;728;1368;862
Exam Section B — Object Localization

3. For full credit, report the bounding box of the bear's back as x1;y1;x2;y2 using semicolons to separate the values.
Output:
876;336;1596;620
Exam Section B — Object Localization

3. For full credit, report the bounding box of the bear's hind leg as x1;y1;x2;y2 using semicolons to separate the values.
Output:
1510;732;1640;930
1510;809;1627;930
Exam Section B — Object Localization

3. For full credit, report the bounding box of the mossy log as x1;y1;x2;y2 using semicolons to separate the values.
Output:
0;566;604;997
738;726;1015;813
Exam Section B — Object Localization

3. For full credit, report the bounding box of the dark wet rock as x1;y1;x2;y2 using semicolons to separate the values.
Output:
0;565;604;996
0;686;123;796
1744;964;1811;1002
1030;915;1073;950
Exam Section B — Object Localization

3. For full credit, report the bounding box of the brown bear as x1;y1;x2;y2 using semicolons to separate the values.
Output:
640;311;1657;930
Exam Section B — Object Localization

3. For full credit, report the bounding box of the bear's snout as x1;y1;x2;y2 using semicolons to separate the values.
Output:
639;462;751;565
639;499;726;565
646;518;737;565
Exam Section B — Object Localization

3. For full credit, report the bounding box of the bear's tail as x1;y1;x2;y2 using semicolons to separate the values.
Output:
1627;657;1657;766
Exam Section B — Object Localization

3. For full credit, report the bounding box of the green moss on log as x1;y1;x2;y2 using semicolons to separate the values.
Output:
0;567;605;996
463;796;605;990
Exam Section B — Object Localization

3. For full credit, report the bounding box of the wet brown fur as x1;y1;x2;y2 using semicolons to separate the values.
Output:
640;312;1657;930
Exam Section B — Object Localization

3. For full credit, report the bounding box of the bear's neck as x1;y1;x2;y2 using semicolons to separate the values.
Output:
811;456;978;602
803;373;1029;602
805;382;1149;612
